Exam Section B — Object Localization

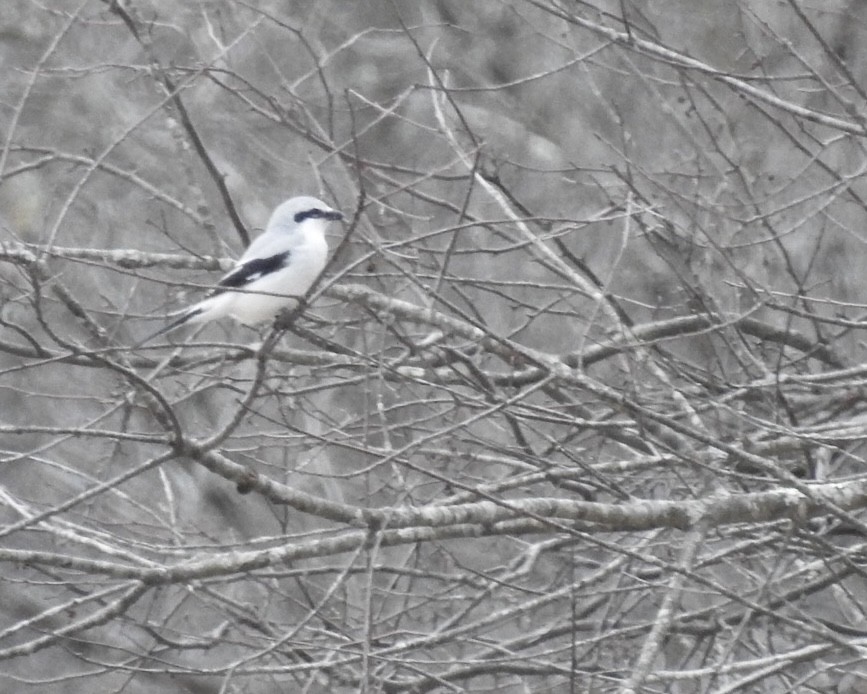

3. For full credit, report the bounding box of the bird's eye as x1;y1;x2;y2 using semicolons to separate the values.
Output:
294;209;322;223
294;207;342;223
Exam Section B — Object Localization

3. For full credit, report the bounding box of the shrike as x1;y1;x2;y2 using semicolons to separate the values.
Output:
139;196;342;345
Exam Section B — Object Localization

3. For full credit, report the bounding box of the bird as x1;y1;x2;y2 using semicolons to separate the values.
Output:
138;195;342;345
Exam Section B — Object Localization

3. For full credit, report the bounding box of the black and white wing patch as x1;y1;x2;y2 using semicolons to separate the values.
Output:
214;251;291;294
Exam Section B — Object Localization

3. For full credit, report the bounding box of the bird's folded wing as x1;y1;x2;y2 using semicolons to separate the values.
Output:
212;251;291;295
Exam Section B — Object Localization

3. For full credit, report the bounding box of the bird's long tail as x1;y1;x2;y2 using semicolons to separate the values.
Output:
133;307;204;348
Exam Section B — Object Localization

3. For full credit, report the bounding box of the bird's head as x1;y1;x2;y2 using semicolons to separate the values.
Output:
268;196;343;236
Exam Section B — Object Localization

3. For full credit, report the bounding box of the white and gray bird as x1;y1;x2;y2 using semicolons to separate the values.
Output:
139;195;342;345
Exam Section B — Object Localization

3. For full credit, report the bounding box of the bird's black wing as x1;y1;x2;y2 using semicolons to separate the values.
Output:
213;251;291;295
